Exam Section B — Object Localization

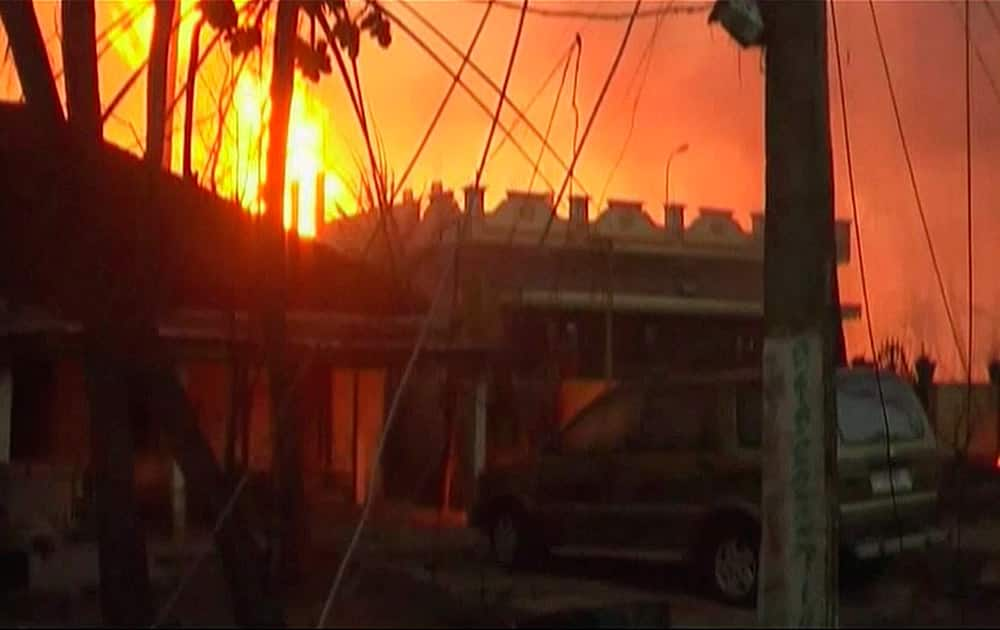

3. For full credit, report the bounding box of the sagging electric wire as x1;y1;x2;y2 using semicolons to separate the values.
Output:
482;0;708;21
390;0;495;203
393;0;590;197
502;34;580;248
528;37;576;193
542;29;583;297
985;0;1000;38
455;0;528;434
829;0;906;590
538;0;644;246
595;10;665;213
315;242;458;629
958;0;974;620
474;0;529;188
381;6;561;193
866;0;970;377
947;1;1000;108
151;346;321;628
486;37;578;165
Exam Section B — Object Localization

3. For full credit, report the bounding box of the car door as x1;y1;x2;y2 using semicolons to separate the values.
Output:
535;386;642;549
604;382;720;553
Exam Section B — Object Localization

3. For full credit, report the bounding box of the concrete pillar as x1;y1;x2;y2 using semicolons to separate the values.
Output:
0;359;11;463
665;203;685;237
463;185;485;219
914;355;937;431
173;367;189;545
472;376;487;483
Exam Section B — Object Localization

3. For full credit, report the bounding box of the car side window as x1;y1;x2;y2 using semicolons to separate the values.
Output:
735;387;762;449
638;384;715;451
559;388;643;455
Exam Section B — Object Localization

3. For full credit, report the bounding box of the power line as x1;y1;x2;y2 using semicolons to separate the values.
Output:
965;0;974;387
985;0;1000;38
466;0;528;333
392;0;589;196
480;0;708;21
954;1;974;620
315;244;457;629
474;0;529;188
528;37;577;193
381;7;563;192
487;37;578;165
595;11;664;212
538;0;644;245
150;348;318;628
829;0;906;601
948;1;1000;108
391;0;495;201
502;34;578;247
866;0;969;375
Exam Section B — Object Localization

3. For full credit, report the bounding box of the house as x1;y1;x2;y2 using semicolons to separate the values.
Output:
0;104;487;541
317;182;859;512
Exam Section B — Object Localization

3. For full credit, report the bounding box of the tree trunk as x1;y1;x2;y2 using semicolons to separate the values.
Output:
146;0;176;166
183;19;205;180
263;0;306;593
0;0;63;123
60;0;101;140
61;5;153;623
137;350;284;627
84;336;154;627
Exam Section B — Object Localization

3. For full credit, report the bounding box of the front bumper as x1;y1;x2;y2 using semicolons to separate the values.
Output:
852;528;947;560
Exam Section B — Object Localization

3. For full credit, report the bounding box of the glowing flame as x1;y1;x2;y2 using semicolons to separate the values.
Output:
106;0;354;237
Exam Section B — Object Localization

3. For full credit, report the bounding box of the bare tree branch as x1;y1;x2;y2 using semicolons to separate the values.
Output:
62;0;102;140
0;0;64;122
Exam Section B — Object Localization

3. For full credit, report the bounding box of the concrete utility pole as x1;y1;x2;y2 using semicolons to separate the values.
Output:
756;0;839;626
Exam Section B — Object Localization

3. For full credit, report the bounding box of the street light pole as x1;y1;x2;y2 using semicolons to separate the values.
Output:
664;142;689;205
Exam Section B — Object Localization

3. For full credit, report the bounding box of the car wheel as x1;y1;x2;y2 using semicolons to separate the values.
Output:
705;526;759;608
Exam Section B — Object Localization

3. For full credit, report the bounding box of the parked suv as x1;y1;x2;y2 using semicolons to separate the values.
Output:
470;367;945;606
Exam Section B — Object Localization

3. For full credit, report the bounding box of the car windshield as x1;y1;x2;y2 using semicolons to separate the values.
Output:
836;370;927;445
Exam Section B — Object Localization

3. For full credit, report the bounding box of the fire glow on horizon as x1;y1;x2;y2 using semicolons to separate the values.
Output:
107;0;353;237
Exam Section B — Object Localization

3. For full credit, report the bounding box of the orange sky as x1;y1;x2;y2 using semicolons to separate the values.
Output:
1;0;998;381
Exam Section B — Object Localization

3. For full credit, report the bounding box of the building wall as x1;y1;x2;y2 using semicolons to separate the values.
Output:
933;383;998;459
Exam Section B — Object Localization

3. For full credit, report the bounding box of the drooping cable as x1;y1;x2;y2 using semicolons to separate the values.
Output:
483;0;707;21
596;11;664;212
538;0;643;246
392;0;589;196
502;34;578;248
958;1;974;620
487;37;578;165
474;0;529;188
529;36;577;193
947;1;1000;108
866;0;969;375
830;0;906;588
382;8;562;192
315;245;458;629
391;0;495;202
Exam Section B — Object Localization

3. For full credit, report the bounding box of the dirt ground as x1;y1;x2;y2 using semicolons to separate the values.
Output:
5;507;1000;628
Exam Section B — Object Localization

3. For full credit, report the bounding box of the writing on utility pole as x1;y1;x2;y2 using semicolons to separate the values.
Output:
760;333;828;627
